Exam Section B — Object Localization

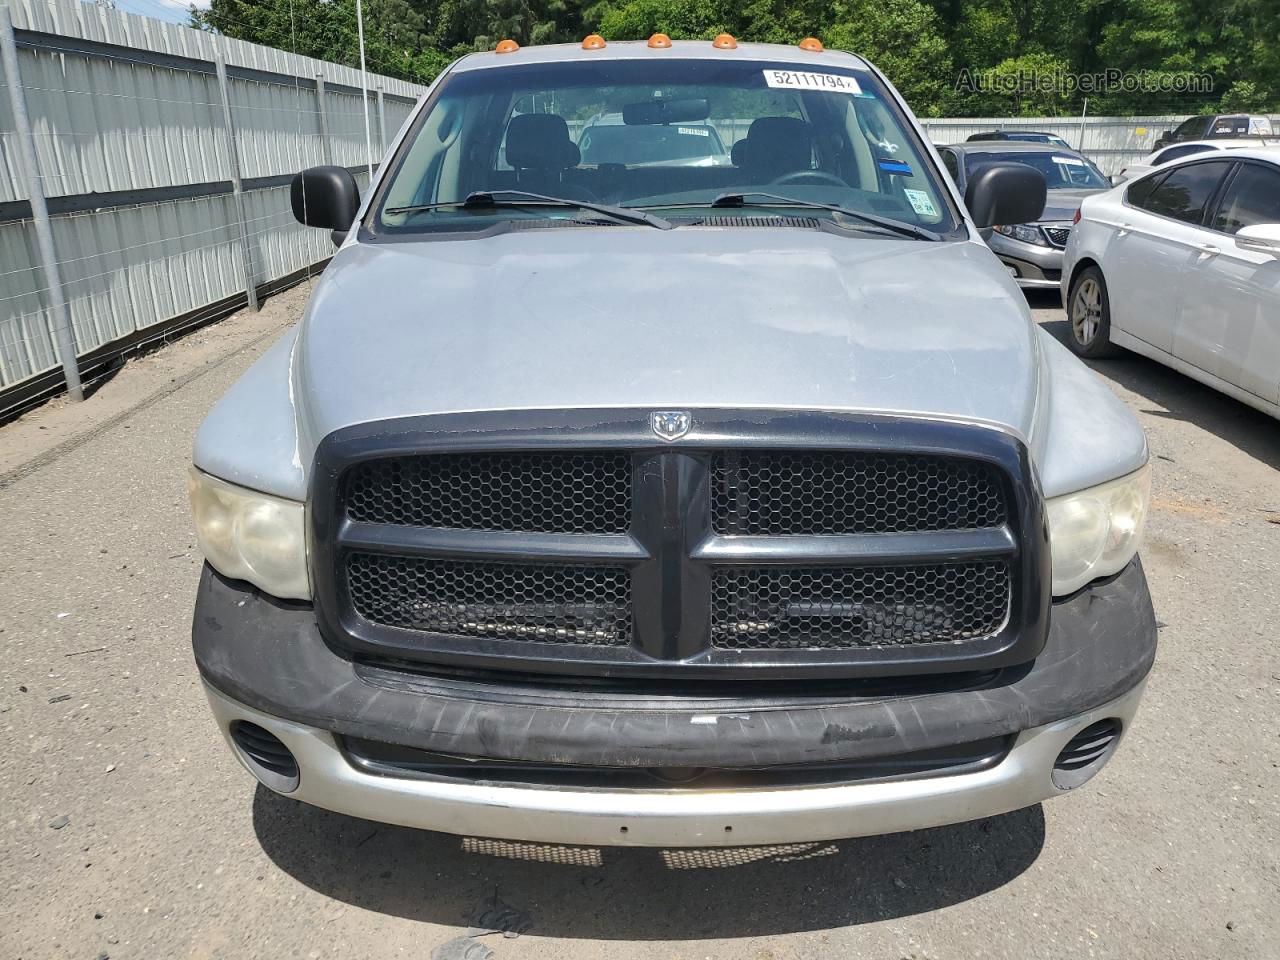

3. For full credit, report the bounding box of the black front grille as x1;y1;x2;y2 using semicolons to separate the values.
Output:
346;452;632;533
347;553;632;645
1043;226;1071;247
711;562;1011;649
711;451;1006;535
312;410;1046;680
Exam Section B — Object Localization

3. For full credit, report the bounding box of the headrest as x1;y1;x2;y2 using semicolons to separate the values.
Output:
742;117;814;176
506;113;580;170
731;138;748;166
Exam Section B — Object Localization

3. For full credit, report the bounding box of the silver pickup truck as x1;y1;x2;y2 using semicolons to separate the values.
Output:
189;37;1156;847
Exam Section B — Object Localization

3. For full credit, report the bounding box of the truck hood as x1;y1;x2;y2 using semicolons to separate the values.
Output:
293;228;1044;454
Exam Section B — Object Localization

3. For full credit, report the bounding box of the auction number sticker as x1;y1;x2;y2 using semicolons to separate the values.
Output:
763;69;863;95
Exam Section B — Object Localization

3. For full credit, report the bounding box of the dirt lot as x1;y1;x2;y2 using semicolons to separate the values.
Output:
1;286;1277;960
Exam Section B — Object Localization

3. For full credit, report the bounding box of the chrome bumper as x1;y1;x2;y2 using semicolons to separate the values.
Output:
205;678;1146;848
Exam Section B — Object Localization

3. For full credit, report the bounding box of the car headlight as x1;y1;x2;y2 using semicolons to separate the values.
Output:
188;468;310;600
995;223;1048;246
1046;465;1151;596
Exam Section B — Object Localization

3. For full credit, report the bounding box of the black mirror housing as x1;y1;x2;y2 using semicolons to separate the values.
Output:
290;166;360;232
963;163;1046;228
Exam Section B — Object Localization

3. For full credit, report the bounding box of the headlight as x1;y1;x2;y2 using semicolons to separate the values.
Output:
1046;465;1151;596
995;223;1048;246
188;468;310;600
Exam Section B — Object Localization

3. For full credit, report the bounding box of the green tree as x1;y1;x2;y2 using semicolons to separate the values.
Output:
823;0;953;116
191;0;1280;113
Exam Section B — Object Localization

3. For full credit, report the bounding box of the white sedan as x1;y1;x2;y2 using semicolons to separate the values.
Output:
1114;138;1280;183
1062;149;1280;418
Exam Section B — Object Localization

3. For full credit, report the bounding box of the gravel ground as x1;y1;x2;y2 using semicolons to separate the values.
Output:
1;286;1277;960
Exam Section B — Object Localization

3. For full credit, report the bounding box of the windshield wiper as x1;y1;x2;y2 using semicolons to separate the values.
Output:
385;190;673;230
707;192;940;241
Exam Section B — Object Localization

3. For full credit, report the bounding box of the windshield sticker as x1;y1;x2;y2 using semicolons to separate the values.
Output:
903;189;937;217
677;126;709;137
877;158;913;175
763;69;863;95
1053;155;1085;165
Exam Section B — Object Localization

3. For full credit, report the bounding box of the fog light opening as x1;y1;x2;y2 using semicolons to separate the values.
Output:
1052;718;1121;790
230;720;300;793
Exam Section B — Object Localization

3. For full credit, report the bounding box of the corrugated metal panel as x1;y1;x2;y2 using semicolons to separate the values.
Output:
230;75;324;180
0;0;425;391
13;44;227;199
10;0;424;100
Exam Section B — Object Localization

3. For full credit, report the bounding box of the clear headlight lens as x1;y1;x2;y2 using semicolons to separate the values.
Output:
995;223;1048;246
1047;465;1151;596
188;468;310;600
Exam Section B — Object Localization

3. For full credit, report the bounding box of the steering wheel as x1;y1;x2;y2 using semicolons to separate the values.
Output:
770;170;847;187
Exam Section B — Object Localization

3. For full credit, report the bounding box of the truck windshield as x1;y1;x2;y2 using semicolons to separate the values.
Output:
372;57;958;236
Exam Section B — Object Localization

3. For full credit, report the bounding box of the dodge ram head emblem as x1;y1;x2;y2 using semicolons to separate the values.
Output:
650;410;692;441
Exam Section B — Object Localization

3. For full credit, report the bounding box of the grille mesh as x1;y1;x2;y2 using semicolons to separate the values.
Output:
346;553;632;646
346;452;632;533
711;451;1006;536
711;562;1010;649
1043;226;1071;247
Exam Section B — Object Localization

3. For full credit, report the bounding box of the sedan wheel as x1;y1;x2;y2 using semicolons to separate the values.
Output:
1072;278;1102;345
1066;266;1119;358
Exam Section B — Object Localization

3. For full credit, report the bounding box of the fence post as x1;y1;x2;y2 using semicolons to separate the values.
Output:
213;46;259;312
315;74;333;165
1077;97;1089;155
376;85;386;155
0;5;83;402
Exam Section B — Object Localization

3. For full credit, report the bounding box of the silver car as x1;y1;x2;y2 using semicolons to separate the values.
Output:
939;142;1111;289
189;37;1155;847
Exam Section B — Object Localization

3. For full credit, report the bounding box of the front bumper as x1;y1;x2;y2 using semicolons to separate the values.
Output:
206;678;1145;847
193;560;1156;846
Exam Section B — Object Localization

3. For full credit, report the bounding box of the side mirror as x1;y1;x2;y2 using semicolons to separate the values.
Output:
290;166;360;238
963;163;1046;228
1235;224;1280;258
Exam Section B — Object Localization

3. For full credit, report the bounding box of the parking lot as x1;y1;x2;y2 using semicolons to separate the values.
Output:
1;285;1277;960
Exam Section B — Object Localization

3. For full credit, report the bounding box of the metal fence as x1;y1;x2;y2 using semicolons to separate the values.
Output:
0;0;424;412
921;114;1280;175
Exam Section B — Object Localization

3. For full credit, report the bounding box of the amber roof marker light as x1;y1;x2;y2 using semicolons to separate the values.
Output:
647;33;672;49
712;33;737;49
494;38;520;53
798;36;824;52
582;34;606;49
